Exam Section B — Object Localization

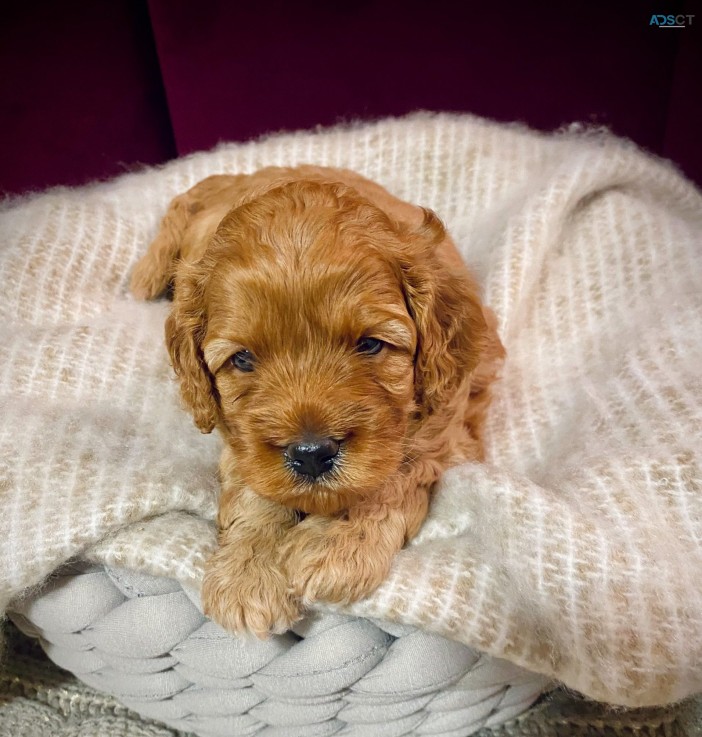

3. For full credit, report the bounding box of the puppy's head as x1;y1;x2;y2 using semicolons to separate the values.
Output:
166;180;486;514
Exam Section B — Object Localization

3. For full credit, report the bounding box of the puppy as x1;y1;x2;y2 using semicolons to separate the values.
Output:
131;165;504;637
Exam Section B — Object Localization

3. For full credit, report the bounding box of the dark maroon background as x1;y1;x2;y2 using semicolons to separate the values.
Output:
2;0;701;195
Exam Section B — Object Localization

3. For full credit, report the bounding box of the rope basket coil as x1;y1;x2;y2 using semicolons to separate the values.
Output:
9;564;548;737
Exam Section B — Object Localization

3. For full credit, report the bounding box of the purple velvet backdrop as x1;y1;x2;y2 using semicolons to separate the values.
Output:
1;0;701;195
0;0;175;195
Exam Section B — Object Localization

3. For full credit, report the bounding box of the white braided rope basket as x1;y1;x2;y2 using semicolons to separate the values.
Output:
9;564;548;737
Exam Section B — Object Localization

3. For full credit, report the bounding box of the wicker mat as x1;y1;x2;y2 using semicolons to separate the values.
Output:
0;621;699;737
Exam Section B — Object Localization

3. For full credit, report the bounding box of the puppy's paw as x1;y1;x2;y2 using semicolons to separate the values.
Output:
202;548;302;638
283;517;393;606
129;256;169;300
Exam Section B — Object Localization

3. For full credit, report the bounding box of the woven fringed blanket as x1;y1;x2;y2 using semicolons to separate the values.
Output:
1;113;701;708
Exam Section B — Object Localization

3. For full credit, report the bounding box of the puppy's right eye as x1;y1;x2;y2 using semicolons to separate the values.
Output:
229;350;256;373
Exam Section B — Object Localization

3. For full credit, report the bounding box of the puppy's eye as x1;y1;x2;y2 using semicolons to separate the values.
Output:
229;350;256;372
356;337;384;355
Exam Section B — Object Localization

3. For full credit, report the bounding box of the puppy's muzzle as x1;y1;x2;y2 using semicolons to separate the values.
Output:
285;436;340;479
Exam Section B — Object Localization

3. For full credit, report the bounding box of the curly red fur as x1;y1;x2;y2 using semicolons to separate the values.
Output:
131;166;504;637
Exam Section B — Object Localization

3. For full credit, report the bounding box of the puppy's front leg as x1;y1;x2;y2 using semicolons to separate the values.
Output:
283;479;430;606
202;485;301;637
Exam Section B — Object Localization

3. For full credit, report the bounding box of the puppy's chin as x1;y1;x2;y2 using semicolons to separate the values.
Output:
270;482;380;517
232;435;406;516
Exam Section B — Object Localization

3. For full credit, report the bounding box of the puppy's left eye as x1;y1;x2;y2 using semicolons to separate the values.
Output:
356;337;384;355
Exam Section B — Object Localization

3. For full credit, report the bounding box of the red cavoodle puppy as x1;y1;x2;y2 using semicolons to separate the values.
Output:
131;165;504;637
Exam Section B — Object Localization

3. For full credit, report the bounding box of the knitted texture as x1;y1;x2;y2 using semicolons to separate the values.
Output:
9;564;546;736
2;620;701;737
0;620;191;737
1;113;701;707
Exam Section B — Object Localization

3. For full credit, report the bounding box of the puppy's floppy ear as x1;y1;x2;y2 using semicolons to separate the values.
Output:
165;261;220;433
399;209;488;415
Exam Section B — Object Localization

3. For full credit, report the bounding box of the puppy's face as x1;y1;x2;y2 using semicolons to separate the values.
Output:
167;181;486;515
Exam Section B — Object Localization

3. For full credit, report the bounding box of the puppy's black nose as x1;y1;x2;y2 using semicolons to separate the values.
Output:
286;437;340;479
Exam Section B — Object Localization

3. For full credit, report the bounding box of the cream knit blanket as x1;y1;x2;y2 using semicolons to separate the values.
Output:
1;114;701;709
